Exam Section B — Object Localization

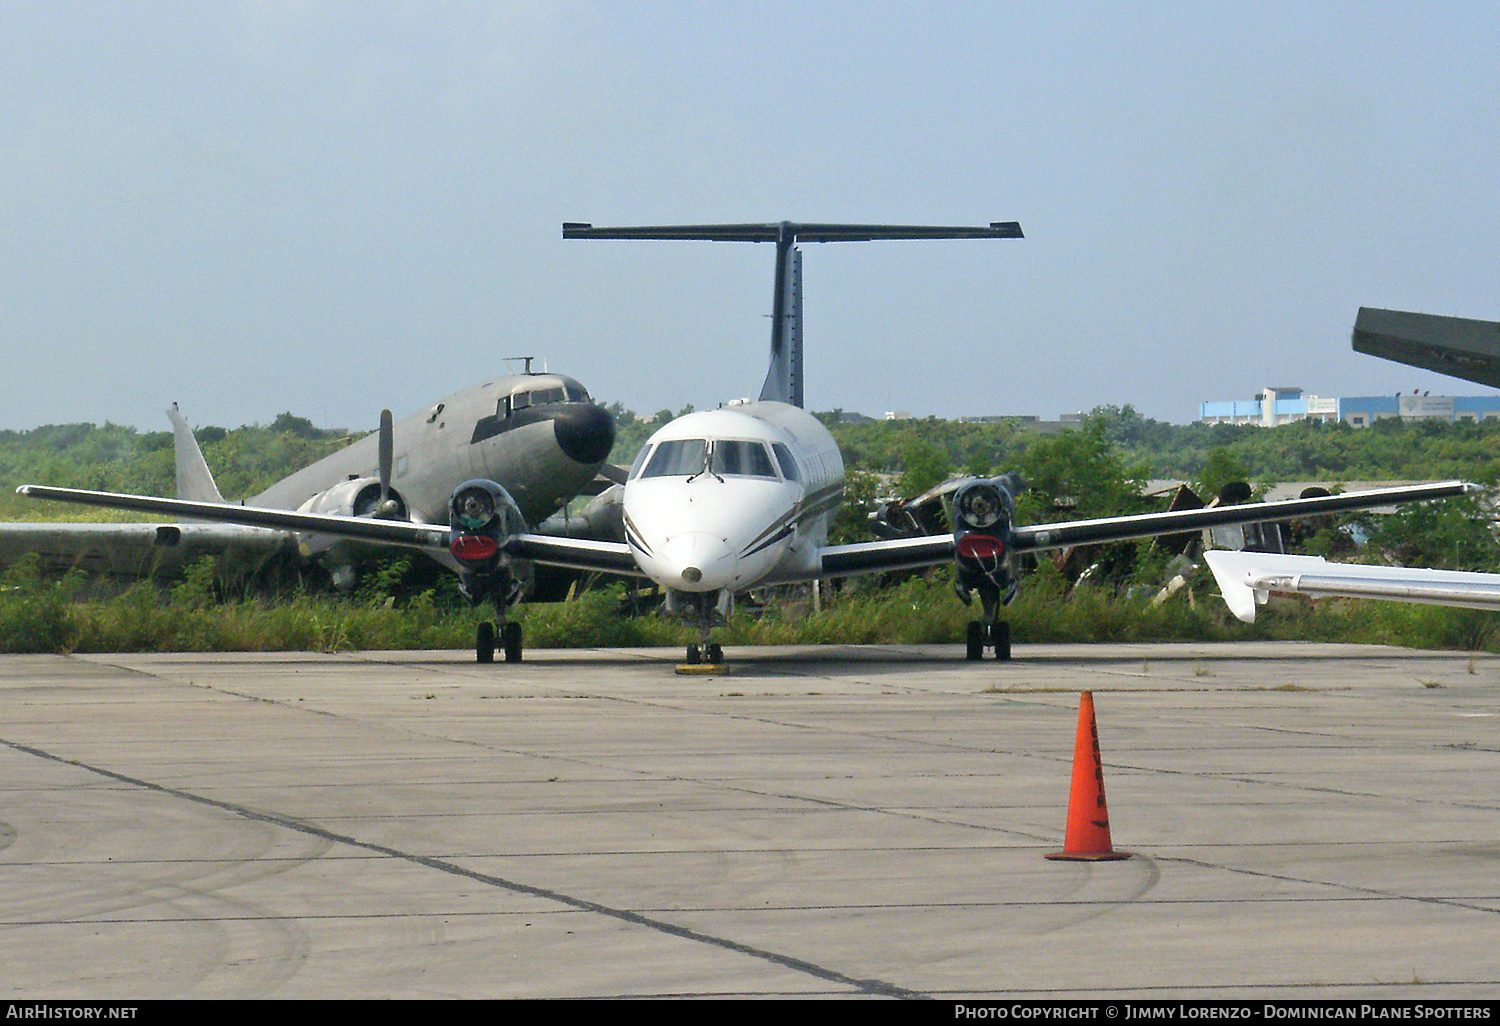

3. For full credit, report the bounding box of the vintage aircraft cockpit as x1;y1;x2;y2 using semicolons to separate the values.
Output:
469;373;614;467
500;375;594;417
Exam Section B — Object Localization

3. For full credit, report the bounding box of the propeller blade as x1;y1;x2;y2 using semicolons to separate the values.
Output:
379;409;394;501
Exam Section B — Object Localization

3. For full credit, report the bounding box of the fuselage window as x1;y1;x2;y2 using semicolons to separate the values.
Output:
641;438;708;478
710;440;777;478
771;442;800;483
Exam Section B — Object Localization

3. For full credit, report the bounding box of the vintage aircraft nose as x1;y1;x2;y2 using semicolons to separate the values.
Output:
551;404;616;465
660;532;738;591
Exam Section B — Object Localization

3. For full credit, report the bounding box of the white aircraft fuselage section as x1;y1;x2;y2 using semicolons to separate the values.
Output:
623;401;843;593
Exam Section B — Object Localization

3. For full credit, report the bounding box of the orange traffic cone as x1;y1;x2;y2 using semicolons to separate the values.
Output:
1045;691;1132;861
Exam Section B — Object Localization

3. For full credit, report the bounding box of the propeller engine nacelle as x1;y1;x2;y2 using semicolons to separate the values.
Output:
952;474;1024;608
300;477;410;521
295;477;411;561
448;479;527;608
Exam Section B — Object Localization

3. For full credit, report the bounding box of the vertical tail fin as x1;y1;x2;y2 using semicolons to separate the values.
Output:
167;403;225;503
760;244;803;405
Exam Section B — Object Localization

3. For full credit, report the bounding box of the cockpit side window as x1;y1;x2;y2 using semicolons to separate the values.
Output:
710;440;777;478
629;444;653;480
565;384;592;403
771;442;800;483
640;438;708;478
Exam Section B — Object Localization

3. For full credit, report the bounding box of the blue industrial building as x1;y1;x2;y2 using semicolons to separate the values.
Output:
1199;387;1500;427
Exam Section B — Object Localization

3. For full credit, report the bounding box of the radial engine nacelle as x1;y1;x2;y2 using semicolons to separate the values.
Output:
951;473;1024;609
447;479;527;605
300;477;410;521
295;476;412;560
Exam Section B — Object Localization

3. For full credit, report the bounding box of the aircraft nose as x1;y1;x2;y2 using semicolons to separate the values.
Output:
551;404;615;465
660;532;737;591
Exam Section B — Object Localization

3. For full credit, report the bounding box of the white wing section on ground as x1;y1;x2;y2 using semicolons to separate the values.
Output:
1203;550;1500;622
0;522;294;577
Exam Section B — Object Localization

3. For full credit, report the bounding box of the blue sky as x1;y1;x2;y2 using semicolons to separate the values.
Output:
3;1;1497;430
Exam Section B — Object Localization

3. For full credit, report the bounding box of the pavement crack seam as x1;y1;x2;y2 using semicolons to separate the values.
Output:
0;734;924;1000
1160;854;1500;916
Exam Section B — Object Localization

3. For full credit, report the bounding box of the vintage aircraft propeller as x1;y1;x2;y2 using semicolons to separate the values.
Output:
373;408;403;519
349;408;407;521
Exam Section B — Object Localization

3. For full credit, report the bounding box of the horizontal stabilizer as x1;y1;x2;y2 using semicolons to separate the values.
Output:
563;222;1023;242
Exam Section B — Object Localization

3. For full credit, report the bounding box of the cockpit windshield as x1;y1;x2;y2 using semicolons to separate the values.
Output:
710;440;776;478
640;439;707;478
637;438;780;480
503;381;592;416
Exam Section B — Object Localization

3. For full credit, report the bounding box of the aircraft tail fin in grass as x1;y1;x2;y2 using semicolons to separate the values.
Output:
167;403;225;504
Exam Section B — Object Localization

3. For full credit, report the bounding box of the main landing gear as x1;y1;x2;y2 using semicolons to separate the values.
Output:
476;620;523;663
965;619;1011;661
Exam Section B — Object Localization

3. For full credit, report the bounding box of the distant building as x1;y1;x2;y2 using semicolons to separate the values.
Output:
1199;386;1500;427
954;413;1080;433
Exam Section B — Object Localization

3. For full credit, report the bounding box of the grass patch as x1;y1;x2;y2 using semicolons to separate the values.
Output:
5;557;1500;656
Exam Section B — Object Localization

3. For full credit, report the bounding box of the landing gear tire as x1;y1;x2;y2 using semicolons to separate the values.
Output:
966;621;985;661
476;621;496;664
706;642;723;664
502;622;523;663
991;621;1011;661
685;643;701;665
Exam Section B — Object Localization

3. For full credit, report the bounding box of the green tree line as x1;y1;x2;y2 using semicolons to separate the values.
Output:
7;402;1499;573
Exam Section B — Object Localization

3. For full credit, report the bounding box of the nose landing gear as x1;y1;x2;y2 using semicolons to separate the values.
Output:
685;641;724;665
671;588;728;672
959;581;1014;662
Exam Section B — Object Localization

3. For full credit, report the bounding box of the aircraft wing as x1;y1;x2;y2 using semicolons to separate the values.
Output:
813;481;1474;580
17;486;450;550
1010;481;1474;552
819;535;955;577
1203;550;1500;622
504;535;643;575
18;484;642;574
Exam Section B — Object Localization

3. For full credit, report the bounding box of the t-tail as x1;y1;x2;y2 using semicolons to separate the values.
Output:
563;221;1024;407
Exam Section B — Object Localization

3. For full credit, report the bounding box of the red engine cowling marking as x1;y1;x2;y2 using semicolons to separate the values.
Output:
451;534;499;562
957;535;1004;560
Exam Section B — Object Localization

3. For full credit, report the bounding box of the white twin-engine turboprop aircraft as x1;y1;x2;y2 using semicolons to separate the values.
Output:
21;220;1475;665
